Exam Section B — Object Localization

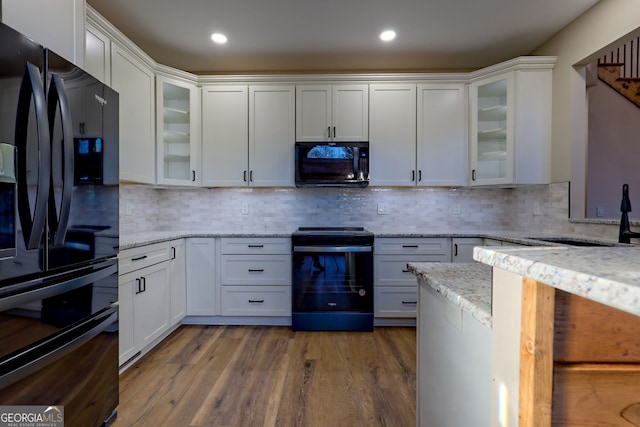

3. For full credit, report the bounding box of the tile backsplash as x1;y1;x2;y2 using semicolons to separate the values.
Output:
120;182;579;236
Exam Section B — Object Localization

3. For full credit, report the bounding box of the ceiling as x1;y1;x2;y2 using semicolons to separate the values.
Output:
87;0;600;75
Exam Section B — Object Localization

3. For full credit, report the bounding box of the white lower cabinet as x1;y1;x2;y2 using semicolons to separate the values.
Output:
186;238;217;316
451;237;484;262
118;243;171;366
169;239;187;326
220;237;291;317
221;286;291;316
374;238;451;318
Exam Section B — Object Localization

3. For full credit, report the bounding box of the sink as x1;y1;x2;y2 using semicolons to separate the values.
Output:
526;237;616;247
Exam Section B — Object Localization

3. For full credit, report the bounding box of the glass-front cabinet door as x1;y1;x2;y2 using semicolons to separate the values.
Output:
156;76;200;186
469;73;514;186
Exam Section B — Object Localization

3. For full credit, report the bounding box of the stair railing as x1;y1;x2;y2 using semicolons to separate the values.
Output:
598;36;640;79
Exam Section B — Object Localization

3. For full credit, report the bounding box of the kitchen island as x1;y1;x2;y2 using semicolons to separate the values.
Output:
408;262;492;427
474;245;640;427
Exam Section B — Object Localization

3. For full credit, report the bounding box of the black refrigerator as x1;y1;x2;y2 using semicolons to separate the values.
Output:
0;22;120;427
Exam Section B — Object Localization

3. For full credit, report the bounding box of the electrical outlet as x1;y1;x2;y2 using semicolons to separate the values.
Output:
596;206;605;217
377;203;390;215
241;202;249;215
533;203;541;216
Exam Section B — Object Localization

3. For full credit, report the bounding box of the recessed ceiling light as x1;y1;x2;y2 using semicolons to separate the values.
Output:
380;30;396;42
211;33;228;44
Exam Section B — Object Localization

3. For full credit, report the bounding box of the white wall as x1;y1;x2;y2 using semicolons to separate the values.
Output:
531;0;640;216
586;68;640;220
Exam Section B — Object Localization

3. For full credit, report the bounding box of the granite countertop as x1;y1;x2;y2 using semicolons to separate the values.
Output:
119;229;296;249
119;228;620;250
407;262;493;328
474;246;640;318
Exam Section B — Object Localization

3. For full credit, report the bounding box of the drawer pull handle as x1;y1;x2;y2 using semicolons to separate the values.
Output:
248;244;264;248
248;299;265;303
248;268;264;272
132;255;147;261
402;245;419;248
402;301;417;305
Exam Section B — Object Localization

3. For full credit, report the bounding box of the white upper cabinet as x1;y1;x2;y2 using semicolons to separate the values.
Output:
369;84;417;186
201;85;249;187
85;22;111;85
417;83;467;186
3;0;84;65
156;76;201;186
249;85;295;187
469;58;554;186
469;74;513;185
296;84;369;142
111;43;156;184
201;85;295;187
369;83;467;187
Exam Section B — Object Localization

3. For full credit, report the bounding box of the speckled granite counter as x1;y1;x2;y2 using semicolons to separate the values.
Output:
120;228;623;250
474;246;640;317
119;229;295;250
407;262;493;328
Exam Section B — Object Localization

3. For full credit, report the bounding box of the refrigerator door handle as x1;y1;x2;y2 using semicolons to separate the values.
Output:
47;74;74;246
16;62;51;250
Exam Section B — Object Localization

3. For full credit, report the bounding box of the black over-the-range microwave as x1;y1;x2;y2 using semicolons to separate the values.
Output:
294;141;370;187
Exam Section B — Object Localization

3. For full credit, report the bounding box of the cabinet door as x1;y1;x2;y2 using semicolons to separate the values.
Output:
201;85;249;186
169;239;187;326
85;22;111;85
186;238;217;315
369;84;417;186
418;84;467;186
118;275;135;366
469;73;514;186
451;238;484;262
332;85;369;141
295;85;332;141
3;0;83;65
135;263;170;349
111;43;156;184
249;86;295;186
157;77;201;186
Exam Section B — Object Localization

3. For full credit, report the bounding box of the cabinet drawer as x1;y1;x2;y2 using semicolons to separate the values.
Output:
374;286;418;318
119;242;171;275
375;255;446;286
221;237;291;255
221;286;292;316
221;255;291;285
374;238;451;257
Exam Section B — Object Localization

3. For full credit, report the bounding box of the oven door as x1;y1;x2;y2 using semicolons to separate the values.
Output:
292;245;373;314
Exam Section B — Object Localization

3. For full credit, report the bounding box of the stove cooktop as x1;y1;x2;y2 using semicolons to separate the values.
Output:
292;227;374;245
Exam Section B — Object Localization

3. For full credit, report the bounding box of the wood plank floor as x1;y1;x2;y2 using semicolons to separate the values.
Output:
112;325;416;427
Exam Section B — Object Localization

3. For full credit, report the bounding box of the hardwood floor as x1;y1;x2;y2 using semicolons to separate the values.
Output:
113;325;416;427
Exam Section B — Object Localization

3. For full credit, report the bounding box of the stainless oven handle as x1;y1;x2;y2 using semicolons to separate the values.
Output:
293;246;372;253
0;305;117;388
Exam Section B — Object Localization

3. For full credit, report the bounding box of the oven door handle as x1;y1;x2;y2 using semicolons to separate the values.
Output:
0;305;117;388
293;246;372;253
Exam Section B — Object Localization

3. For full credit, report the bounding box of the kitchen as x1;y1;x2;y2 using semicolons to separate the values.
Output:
2;0;640;426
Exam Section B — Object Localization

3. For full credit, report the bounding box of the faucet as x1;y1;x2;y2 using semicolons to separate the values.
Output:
619;184;640;243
